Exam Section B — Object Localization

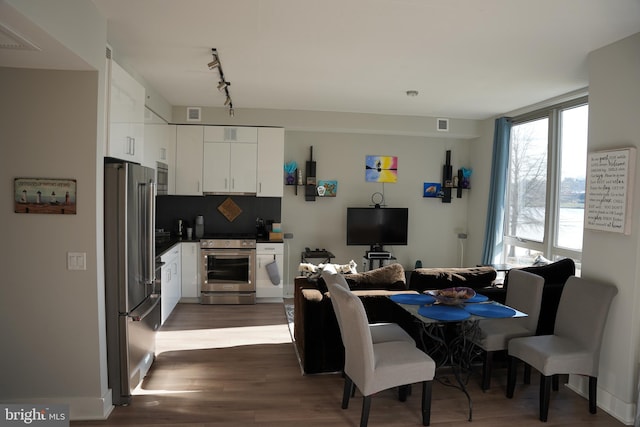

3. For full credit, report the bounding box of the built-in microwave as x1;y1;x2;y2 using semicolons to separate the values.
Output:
156;162;168;195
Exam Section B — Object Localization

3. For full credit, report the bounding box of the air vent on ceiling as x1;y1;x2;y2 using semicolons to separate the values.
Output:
105;46;112;59
437;118;449;132
187;107;201;122
0;23;40;51
224;127;237;141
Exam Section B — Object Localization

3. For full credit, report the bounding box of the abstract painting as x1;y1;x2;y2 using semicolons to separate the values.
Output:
365;155;398;183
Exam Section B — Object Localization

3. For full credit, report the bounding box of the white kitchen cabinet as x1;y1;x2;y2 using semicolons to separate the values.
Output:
160;244;181;324
202;142;257;193
202;126;257;194
180;242;200;302
175;125;203;195
204;126;258;143
256;243;284;302
257;127;285;197
107;60;145;163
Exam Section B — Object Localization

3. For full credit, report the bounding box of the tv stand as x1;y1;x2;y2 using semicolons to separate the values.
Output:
364;248;396;270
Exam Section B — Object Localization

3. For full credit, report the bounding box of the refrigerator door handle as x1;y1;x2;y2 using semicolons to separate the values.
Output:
129;294;160;322
140;180;156;285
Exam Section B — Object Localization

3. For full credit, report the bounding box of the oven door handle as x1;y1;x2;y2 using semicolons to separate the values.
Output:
204;253;252;259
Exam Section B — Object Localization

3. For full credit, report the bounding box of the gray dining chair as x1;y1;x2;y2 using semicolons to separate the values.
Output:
321;269;415;345
327;279;436;427
506;276;617;422
474;269;544;390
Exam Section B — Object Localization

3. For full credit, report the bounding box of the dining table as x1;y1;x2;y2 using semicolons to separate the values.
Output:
389;291;527;422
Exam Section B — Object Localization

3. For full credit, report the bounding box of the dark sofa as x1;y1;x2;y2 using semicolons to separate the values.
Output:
293;259;576;374
293;263;421;374
503;258;576;335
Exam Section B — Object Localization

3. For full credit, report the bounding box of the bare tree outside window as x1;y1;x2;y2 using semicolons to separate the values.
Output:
502;99;587;268
506;118;548;260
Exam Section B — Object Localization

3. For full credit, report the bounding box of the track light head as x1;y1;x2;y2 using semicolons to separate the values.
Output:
208;48;236;115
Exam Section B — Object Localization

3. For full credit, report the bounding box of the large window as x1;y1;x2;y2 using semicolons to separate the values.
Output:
503;98;588;270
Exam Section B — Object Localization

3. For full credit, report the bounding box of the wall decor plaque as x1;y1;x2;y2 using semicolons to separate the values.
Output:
585;148;636;235
14;178;77;214
217;197;242;222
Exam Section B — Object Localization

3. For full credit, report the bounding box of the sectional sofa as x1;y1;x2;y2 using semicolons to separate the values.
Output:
293;259;575;374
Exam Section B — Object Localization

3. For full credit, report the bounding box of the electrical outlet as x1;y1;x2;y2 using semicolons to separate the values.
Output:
68;252;86;270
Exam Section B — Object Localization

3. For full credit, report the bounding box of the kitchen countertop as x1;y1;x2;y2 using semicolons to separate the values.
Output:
156;238;198;256
156;237;284;256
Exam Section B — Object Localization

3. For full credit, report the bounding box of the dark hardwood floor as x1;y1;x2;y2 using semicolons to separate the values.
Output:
73;302;624;426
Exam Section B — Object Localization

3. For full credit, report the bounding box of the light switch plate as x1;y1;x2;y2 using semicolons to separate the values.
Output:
68;252;86;270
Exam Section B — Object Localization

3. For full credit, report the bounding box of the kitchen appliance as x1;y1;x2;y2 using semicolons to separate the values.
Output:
195;215;204;239
156;161;168;195
200;237;256;304
176;218;184;239
104;160;161;406
256;217;267;240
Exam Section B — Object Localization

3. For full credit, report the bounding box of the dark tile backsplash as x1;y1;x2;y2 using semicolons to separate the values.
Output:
156;195;281;237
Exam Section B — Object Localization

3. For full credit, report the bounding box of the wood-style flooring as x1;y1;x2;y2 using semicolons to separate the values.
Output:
72;302;624;427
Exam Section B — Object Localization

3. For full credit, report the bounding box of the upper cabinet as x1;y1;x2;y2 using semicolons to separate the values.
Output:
203;126;257;194
257;128;285;197
175;125;204;195
173;125;284;197
107;60;145;163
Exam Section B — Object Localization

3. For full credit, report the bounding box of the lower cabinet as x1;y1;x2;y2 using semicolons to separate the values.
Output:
180;242;200;302
160;244;181;324
256;243;284;302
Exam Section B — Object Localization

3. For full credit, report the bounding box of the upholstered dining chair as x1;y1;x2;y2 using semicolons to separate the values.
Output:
506;276;617;422
473;269;545;390
326;279;436;427
321;269;415;345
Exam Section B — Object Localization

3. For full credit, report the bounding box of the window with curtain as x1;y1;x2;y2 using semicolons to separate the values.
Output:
502;97;588;271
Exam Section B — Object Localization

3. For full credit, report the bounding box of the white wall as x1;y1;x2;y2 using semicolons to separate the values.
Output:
0;0;111;420
573;32;640;425
281;130;472;282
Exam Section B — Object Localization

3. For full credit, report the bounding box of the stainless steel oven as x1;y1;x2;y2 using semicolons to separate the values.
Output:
200;238;256;304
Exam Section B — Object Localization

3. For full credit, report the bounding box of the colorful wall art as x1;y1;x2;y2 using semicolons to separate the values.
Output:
365;155;398;183
423;182;442;198
317;180;338;197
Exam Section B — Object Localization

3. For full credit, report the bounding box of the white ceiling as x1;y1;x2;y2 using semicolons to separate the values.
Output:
4;0;640;120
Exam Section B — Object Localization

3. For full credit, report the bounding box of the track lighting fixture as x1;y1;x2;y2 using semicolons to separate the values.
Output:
208;48;235;117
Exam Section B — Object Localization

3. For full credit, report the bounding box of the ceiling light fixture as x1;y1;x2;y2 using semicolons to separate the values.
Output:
208;48;234;117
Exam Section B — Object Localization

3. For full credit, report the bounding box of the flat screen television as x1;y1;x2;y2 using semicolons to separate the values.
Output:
346;207;408;250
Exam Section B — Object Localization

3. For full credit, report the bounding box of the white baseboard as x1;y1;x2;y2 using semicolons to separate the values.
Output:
1;390;114;421
567;375;635;425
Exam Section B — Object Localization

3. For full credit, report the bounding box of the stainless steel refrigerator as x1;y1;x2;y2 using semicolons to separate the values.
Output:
104;160;160;406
